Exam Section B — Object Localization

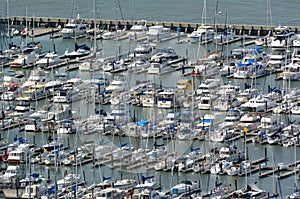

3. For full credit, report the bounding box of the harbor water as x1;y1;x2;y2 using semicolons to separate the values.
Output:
0;0;300;198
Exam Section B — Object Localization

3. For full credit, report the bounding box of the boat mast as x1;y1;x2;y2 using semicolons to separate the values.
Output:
25;3;28;46
92;0;97;54
6;0;10;40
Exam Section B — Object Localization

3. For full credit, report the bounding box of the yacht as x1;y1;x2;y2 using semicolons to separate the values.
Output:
170;179;197;196
214;95;241;111
56;119;77;134
60;14;88;39
188;25;215;43
52;77;86;103
127;59;151;73
36;51;63;69
150;47;179;64
191;59;219;77
25;110;48;132
9;47;38;68
157;89;179;109
214;30;235;44
267;48;290;69
102;59;125;73
147;25;173;42
234;61;265;79
220;109;241;128
198;94;218;110
196;78;221;96
240;94;277;112
63;43;91;59
218;83;240;96
279;51;300;80
104;75;128;97
52;84;81;103
47;104;73;121
78;58;103;72
129;42;157;59
9;96;33;120
238;112;261;133
22;68;49;88
127;20;148;40
102;26;127;40
7;143;31;164
270;25;298;48
258;115;282;136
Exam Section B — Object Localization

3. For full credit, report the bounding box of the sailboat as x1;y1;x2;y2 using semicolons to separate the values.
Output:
78;0;103;72
187;0;215;44
63;0;91;59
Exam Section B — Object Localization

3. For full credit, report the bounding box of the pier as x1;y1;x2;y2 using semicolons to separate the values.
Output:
1;16;300;36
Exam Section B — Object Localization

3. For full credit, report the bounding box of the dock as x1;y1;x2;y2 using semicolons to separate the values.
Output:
1;16;300;37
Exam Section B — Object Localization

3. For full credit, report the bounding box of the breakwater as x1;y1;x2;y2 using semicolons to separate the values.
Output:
1;16;300;36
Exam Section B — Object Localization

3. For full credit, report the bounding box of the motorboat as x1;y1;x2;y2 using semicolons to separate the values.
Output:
134;188;162;199
1;82;20;101
258;115;282;136
22;68;49;88
240;94;277;112
47;104;73;121
209;128;235;142
233;59;266;79
64;43;91;59
147;25;173;42
78;58;103;72
198;94;218;110
279;51;300;80
41;137;63;152
127;20;148;40
56;119;77;134
214;95;241;111
102;26;127;40
196;78;221;96
170;179;198;196
150;47;179;64
102;59;125;72
9;47;38;68
56;173;80;187
214;30;235;44
218;83;240;96
104;75;128;97
129;42;157;59
36;51;63;69
219;109;241;128
9;96;34;120
188;25;215;43
219;62;236;77
218;144;244;162
127;59;151;72
52;84;81;103
0;165;25;183
267;48;290;69
270;24;298;48
238;112;261;133
52;77;85;103
190;59;219;77
21;181;48;199
60;14;88;39
7;143;31;164
157;89;180;109
25;110;48;132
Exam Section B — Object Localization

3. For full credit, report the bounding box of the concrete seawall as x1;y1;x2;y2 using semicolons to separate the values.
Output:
1;16;299;36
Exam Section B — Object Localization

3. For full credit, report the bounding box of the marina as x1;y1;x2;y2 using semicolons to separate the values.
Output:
1;0;300;199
